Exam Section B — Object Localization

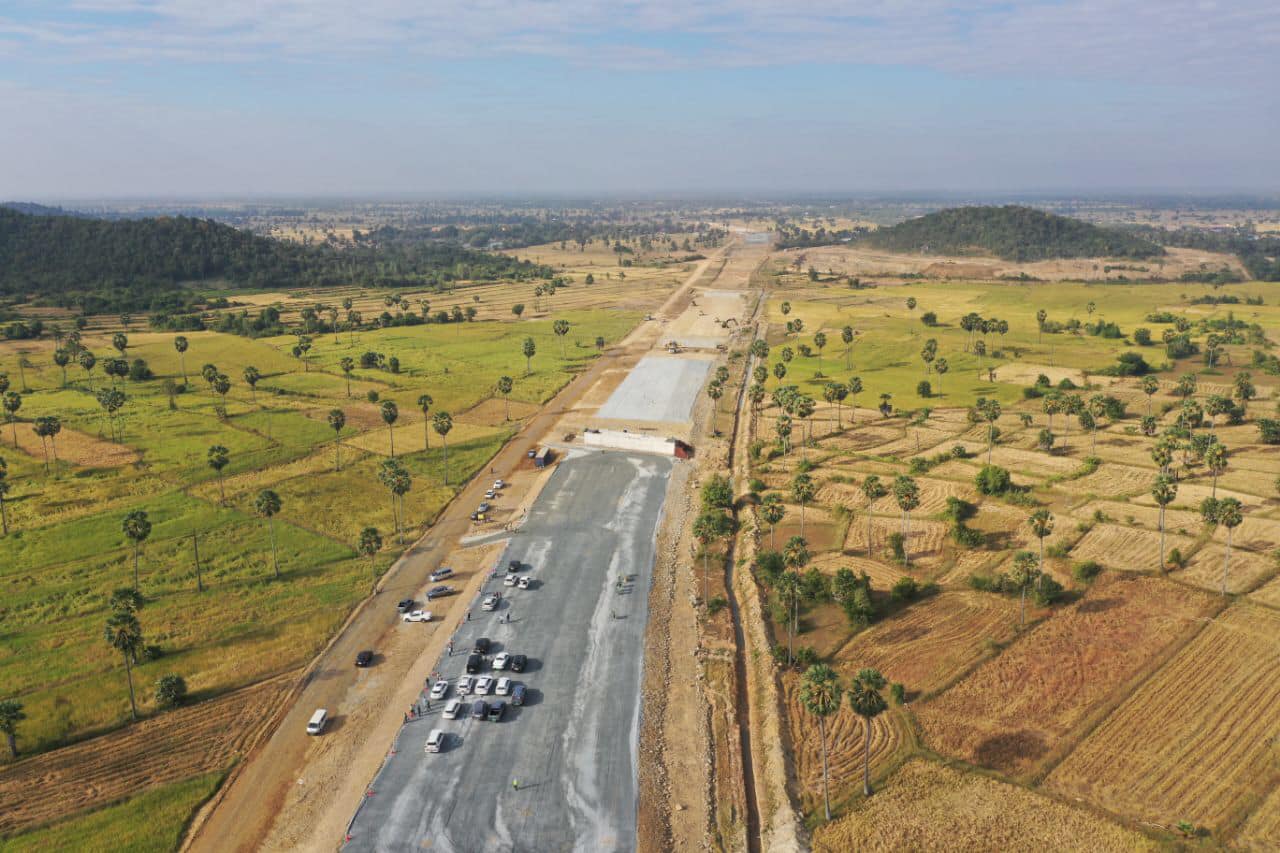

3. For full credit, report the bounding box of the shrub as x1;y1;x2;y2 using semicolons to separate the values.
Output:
951;523;985;547
154;673;187;708
1047;542;1072;558
1133;327;1153;346
128;358;154;381
975;464;1012;495
701;475;733;510
706;596;728;616
1032;576;1066;606
891;576;920;602
890;683;906;705
796;457;815;473
951;444;969;459
793;646;819;669
748;478;766;494
942;496;976;522
1259;419;1280;444
920;311;937;326
1168;547;1187;569
1073;560;1103;583
887;532;906;563
916;380;932;398
755;551;785;587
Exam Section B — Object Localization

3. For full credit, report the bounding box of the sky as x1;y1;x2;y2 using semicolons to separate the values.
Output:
1;0;1277;199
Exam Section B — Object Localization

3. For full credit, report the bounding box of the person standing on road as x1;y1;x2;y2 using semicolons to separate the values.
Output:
512;779;519;791
466;611;471;621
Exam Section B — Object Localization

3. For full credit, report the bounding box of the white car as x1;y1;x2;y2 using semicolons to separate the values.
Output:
429;567;454;582
430;679;449;700
493;479;506;489
517;576;532;589
481;594;498;611
442;698;463;720
495;677;512;696
402;610;433;623
474;675;494;695
504;574;518;587
457;676;475;696
484;489;497;499
493;652;511;671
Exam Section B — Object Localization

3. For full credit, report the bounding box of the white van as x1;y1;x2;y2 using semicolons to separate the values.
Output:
306;708;328;735
425;729;445;753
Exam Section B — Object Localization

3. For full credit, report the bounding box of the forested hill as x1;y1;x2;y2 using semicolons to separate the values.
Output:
861;205;1164;261
0;208;550;313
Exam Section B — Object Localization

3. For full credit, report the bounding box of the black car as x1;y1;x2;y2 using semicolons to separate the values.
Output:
471;700;489;720
473;637;491;654
355;650;374;667
396;598;414;613
466;653;484;674
510;654;527;673
507;560;521;573
487;701;506;722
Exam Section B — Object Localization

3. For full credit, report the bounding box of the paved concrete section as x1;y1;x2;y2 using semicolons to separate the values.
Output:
596;356;711;424
346;450;673;853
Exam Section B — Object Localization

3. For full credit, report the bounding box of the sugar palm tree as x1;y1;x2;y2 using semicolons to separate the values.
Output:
0;456;10;535
328;409;346;471
377;460;412;543
760;493;785;549
813;331;827;375
172;335;189;384
893;476;920;568
848;668;889;797
33;415;61;473
495;377;514;421
53;348;70;387
1217;497;1243;595
340;357;355;397
791;472;815;537
243;366;261;403
799;663;844;820
3;392;21;448
380;400;399;457
522;337;536;375
553;319;571;357
693;510;732;603
841;326;854;369
103;611;143;720
847;377;862;424
79;350;97;390
0;699;25;758
1010;551;1040;627
255;490;283;579
1140;375;1159;415
706;381;723;433
358;526;382;591
415;394;433;448
1028;509;1054;586
861;475;886;557
776;570;804;666
433;412;453;484
1204;442;1228;499
122;509;151;590
207;445;230;504
1152;475;1177;571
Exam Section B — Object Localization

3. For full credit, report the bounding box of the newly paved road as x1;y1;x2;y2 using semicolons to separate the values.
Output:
346;449;673;852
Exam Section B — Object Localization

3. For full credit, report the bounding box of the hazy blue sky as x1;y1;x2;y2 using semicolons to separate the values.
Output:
1;1;1277;198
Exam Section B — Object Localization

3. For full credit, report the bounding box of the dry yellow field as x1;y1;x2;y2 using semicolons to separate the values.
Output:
811;759;1158;852
1046;603;1280;834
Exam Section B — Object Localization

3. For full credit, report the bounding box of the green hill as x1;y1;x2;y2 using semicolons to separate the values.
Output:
861;205;1163;262
0;208;549;314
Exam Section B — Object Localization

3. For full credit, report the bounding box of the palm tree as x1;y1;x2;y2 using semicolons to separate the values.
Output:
433;412;453;484
33;415;61;474
1217;497;1243;595
328;409;346;471
760;493;785;549
376;400;398;457
861;475;886;557
706;381;724;433
340;357;355;397
795;396;816;450
79;350;97;390
358;526;382;591
522;337;537;375
4;392;21;448
847;377;862;424
1204;443;1228;499
791;473;815;537
553;319;571;358
415;394;433;448
173;335;189;384
0;699;25;758
53;348;70;386
0;456;10;535
978;398;1002;464
122;509;152;590
893;476;920;568
813;331;827;375
243;366;261;403
1036;308;1047;342
799;664;844;820
377;460;412;543
1028;509;1054;585
1010;551;1040;627
1140;375;1159;415
112;332;129;357
208;445;230;504
255;490;283;579
933;358;948;393
848;668;889;797
693;510;732;603
776;570;804;666
841;326;854;369
104;611;143;720
1152;475;1177;571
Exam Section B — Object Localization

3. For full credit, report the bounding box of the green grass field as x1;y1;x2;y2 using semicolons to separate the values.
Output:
761;271;1280;409
0;308;640;756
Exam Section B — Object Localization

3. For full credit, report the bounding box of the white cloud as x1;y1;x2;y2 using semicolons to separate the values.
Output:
1;0;1275;88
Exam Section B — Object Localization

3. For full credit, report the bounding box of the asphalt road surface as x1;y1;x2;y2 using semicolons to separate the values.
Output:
345;449;674;852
